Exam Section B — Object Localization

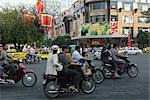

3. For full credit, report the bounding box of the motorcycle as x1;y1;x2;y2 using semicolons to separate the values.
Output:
102;57;138;78
84;59;105;84
25;53;43;64
43;64;96;98
0;59;37;87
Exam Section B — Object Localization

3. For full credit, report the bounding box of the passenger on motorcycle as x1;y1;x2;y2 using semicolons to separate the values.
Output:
0;43;17;76
72;46;91;75
58;45;80;91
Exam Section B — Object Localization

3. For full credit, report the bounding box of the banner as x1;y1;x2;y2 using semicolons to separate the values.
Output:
110;21;118;35
40;14;54;29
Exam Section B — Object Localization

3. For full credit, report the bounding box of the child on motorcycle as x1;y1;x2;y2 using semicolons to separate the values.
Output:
72;46;91;76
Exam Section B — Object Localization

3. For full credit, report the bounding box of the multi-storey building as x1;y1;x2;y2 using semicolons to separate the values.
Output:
54;0;150;46
61;0;77;13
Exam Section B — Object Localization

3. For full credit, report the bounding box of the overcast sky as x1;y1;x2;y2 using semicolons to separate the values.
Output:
0;0;37;8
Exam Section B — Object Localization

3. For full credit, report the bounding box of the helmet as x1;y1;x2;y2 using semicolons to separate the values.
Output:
51;45;59;51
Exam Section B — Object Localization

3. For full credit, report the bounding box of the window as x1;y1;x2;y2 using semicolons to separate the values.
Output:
140;0;147;3
92;2;105;10
111;2;117;9
91;15;105;23
123;27;133;36
138;16;150;23
111;15;118;21
138;28;150;32
122;16;133;23
123;3;132;11
138;4;149;11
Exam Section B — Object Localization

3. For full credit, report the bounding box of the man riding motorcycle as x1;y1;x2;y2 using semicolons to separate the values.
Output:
0;43;17;77
110;43;128;77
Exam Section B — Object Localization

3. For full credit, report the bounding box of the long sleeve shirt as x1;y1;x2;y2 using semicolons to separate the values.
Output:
72;50;83;63
46;53;63;75
111;48;126;61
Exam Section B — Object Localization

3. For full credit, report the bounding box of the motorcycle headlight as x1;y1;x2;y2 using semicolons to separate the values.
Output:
19;59;23;63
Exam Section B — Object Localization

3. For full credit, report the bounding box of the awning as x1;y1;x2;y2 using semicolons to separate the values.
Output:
71;35;128;40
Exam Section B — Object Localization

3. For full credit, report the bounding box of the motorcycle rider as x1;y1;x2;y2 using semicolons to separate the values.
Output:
0;43;17;76
111;43;128;77
101;44;120;77
0;45;4;78
58;45;80;91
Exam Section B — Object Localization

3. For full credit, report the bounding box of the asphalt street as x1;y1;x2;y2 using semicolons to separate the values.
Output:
0;54;149;100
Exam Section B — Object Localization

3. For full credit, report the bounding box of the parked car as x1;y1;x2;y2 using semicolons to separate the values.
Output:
124;47;142;55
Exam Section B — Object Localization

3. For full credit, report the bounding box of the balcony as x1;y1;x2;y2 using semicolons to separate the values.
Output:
85;0;108;3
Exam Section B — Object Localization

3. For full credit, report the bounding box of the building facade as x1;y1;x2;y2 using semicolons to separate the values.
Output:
53;0;150;44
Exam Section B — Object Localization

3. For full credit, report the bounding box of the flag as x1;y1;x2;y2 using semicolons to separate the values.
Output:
127;30;131;47
40;14;54;30
36;0;44;14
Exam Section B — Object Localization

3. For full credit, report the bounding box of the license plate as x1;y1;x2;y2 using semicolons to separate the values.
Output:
43;80;46;84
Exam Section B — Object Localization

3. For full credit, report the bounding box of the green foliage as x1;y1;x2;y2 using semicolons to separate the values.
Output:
52;35;74;46
136;30;150;48
142;8;150;23
0;7;44;51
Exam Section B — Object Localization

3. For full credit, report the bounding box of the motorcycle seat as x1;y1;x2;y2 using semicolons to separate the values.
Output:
43;74;57;79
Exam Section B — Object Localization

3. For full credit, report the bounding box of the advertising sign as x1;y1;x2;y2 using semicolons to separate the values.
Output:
110;21;118;35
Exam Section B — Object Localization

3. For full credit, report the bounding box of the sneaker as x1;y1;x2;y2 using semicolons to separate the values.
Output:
114;73;121;78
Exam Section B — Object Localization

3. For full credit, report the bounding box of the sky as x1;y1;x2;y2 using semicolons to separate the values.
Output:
0;0;37;8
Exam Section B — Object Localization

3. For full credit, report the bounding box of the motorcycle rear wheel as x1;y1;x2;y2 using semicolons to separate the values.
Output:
22;72;37;87
44;81;60;98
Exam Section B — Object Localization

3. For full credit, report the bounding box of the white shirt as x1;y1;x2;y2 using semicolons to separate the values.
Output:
46;53;63;75
72;50;83;62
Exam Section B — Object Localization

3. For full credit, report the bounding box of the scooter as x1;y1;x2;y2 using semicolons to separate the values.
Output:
43;64;96;98
102;57;138;78
0;59;37;87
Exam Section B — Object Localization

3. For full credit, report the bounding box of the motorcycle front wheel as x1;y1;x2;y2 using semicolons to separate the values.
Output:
22;72;37;87
81;77;96;94
44;81;60;98
127;65;138;78
93;69;105;84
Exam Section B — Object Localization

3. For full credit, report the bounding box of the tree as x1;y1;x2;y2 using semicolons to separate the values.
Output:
52;35;76;46
142;8;150;23
136;30;150;48
0;7;44;51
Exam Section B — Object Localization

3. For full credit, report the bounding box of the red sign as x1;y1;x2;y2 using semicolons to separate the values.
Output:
111;22;118;35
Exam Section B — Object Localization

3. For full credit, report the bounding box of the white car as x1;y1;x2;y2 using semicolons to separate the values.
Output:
124;47;142;55
93;50;101;60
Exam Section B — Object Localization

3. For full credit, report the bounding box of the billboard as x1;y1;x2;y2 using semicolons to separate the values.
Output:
79;22;110;36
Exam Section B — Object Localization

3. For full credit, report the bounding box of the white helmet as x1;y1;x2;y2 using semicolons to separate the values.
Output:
51;45;59;51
